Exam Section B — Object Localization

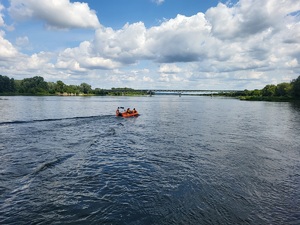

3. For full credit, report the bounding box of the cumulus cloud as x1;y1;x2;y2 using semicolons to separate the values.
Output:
145;13;212;63
0;31;19;59
16;36;29;47
56;41;122;71
86;0;299;70
152;0;165;5
17;52;54;70
206;0;300;40
1;0;300;89
8;0;100;29
56;12;213;70
159;64;182;74
39;0;300;88
85;13;213;66
92;22;147;64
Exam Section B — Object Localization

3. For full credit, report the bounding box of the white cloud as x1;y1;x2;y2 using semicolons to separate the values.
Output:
81;57;121;70
0;30;19;59
152;0;165;5
56;60;85;72
143;76;153;82
9;0;100;29
16;36;29;47
1;0;300;89
56;41;122;71
22;52;54;70
145;13;211;63
205;0;300;40
286;59;298;68
92;22;147;64
159;64;182;74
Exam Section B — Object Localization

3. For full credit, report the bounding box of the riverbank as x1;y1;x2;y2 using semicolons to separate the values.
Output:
238;96;298;101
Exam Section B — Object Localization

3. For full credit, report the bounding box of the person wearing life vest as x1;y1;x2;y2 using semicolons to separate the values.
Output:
116;107;122;116
126;108;131;114
132;108;137;113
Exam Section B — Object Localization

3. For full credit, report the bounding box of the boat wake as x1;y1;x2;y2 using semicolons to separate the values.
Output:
0;115;114;126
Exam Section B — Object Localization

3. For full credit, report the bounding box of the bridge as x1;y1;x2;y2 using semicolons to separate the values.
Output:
104;89;240;96
141;89;239;95
144;89;237;92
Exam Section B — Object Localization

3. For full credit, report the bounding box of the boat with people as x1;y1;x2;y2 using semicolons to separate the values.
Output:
116;107;139;117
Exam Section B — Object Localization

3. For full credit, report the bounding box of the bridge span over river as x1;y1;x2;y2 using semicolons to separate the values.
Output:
104;89;240;96
141;89;239;95
145;89;236;92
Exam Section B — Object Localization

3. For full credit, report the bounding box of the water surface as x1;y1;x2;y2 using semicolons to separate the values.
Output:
0;96;299;224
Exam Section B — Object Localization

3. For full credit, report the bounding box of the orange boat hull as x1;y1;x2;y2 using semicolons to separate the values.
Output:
116;111;139;117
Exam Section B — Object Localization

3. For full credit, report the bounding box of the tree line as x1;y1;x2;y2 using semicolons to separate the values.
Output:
222;75;300;100
0;75;147;96
1;74;299;99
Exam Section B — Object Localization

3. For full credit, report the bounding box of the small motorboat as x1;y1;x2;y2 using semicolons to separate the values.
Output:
117;111;139;117
116;107;139;117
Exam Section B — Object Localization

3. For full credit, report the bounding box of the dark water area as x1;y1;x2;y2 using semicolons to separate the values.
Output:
0;96;300;224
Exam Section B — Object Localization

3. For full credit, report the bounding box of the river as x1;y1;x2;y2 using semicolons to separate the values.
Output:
0;96;299;224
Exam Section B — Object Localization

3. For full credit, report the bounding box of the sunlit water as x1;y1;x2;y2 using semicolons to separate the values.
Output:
0;96;300;224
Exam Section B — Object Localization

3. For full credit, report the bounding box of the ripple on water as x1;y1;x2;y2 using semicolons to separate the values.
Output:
1;98;300;224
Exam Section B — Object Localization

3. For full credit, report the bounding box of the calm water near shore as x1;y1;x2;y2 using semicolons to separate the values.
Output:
0;96;300;224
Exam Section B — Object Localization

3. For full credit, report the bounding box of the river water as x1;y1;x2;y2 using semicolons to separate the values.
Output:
0;96;299;225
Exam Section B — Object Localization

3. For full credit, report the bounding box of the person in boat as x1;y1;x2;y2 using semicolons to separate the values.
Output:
126;108;132;114
116;107;122;116
132;108;137;113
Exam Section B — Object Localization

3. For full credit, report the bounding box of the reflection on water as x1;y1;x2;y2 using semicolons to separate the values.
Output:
290;100;300;110
0;96;300;224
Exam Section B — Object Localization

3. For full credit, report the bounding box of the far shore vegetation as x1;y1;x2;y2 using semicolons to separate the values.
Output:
219;75;300;101
0;75;148;96
0;74;300;101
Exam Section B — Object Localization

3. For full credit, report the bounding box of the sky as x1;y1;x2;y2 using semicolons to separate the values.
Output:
0;0;299;90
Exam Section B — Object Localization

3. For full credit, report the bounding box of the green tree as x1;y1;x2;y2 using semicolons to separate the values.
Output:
80;83;92;94
291;76;300;98
19;76;48;94
252;89;262;96
14;80;22;93
56;80;66;93
0;75;16;93
262;84;276;97
243;89;251;96
94;88;107;95
275;82;292;97
65;85;80;95
48;82;57;94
